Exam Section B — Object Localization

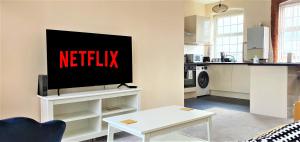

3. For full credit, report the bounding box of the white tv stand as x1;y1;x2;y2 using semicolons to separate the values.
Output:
38;88;141;142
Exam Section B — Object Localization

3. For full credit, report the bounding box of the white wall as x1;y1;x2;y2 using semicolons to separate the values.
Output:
0;1;184;120
184;0;206;17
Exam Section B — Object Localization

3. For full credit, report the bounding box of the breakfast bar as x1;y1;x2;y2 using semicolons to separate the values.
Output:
186;62;300;118
249;64;300;118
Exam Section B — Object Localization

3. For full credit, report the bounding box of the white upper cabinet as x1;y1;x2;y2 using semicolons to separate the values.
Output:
184;15;211;45
247;27;270;59
247;27;270;49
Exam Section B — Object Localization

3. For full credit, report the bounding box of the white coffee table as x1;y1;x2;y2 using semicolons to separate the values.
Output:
103;105;215;142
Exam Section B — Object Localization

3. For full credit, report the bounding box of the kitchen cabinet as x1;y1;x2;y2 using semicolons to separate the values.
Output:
209;65;232;92
209;65;250;94
184;15;210;44
247;27;270;60
231;65;250;93
247;27;269;49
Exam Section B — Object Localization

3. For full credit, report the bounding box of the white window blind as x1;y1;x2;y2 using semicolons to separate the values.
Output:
279;2;300;62
214;13;244;62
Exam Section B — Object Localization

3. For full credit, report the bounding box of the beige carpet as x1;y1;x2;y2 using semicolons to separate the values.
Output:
95;108;292;142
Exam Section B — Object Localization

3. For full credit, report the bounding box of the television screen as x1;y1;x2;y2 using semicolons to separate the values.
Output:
46;29;132;89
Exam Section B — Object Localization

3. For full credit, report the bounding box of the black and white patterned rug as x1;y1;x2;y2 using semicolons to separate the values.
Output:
249;121;300;142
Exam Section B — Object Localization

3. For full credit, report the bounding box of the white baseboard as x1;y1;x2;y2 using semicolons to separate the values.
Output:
184;92;197;99
184;87;197;93
210;90;249;100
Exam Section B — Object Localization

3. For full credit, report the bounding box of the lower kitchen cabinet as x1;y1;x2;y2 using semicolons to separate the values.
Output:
209;65;250;95
231;65;250;93
209;65;232;92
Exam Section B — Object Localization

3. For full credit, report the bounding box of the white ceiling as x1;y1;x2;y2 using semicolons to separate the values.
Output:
193;0;222;4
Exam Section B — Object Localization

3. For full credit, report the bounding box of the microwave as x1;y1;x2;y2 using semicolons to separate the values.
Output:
185;54;202;63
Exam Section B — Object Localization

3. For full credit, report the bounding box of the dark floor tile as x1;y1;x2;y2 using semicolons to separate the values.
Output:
184;95;250;112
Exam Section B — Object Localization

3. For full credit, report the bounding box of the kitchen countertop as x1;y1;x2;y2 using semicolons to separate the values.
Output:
248;63;300;66
185;62;300;67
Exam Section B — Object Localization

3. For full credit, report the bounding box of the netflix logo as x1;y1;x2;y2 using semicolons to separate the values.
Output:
59;50;119;69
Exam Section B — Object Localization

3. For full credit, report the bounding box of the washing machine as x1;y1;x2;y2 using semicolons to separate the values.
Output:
196;65;210;96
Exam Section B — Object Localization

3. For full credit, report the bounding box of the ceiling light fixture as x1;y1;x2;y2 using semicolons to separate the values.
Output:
212;0;229;13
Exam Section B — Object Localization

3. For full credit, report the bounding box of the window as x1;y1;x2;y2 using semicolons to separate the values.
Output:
214;13;244;62
279;2;300;62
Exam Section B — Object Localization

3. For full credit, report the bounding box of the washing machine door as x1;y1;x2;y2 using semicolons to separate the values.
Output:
198;71;209;89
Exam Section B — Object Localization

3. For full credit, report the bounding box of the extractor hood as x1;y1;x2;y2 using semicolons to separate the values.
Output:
184;15;211;45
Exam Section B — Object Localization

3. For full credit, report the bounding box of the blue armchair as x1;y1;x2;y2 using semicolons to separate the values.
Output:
0;117;66;142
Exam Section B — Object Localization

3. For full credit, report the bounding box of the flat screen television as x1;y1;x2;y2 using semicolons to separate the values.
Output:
46;29;133;89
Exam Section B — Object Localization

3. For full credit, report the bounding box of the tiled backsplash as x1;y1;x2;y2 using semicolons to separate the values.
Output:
184;44;205;56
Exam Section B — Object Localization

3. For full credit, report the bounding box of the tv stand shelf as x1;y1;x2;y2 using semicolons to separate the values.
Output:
102;105;136;117
38;88;141;142
54;111;100;122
